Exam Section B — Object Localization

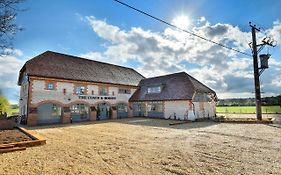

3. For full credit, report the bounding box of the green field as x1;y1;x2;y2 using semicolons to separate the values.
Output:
216;106;281;114
5;106;281;115
9;108;19;115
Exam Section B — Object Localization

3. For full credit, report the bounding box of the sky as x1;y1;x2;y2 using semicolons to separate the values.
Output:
1;0;281;104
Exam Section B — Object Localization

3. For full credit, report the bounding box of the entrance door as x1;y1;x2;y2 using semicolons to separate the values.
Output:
98;103;109;120
37;103;62;124
117;103;128;119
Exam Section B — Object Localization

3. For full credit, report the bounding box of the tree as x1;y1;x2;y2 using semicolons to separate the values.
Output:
0;95;10;113
0;0;24;55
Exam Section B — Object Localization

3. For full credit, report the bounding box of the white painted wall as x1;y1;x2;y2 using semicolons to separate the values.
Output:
164;101;190;120
193;102;216;119
88;85;99;95
164;100;216;121
31;79;136;106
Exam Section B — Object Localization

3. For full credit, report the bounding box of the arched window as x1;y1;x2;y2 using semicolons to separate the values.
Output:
70;104;89;122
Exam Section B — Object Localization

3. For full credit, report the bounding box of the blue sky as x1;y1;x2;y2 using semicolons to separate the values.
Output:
1;0;281;103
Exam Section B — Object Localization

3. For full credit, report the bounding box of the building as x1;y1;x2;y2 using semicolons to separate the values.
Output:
18;51;144;126
129;72;217;120
18;51;217;126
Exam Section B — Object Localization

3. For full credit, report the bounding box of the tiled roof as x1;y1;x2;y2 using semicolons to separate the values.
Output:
18;51;145;86
129;72;216;101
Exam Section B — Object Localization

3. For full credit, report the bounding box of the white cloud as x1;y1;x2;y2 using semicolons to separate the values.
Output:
0;49;25;103
266;21;281;44
272;75;281;87
84;16;281;98
199;16;206;23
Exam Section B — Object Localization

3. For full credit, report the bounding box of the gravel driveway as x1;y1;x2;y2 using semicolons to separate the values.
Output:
0;118;280;175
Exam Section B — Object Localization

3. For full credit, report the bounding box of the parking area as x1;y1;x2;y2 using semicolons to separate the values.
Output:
1;117;281;175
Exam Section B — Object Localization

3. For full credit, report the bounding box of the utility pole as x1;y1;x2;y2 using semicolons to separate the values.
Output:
250;23;262;120
249;22;276;120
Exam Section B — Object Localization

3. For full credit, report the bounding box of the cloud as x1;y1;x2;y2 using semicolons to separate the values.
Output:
84;16;281;99
272;75;281;87
0;49;25;103
266;21;281;44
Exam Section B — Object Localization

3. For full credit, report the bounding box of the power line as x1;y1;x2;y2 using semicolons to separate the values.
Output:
113;0;252;57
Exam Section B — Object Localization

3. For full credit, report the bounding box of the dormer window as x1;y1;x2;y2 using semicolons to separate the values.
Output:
147;86;161;94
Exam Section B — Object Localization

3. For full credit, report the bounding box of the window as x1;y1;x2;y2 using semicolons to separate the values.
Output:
51;104;62;116
118;88;131;94
47;83;54;90
70;104;89;120
147;102;163;112
75;86;85;95
92;90;94;95
117;104;128;112
63;88;66;95
147;86;161;94
99;87;108;96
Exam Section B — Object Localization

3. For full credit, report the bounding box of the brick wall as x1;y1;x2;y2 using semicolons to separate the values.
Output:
30;78;137;107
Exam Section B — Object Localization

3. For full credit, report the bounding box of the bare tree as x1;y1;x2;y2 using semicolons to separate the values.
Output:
0;0;24;55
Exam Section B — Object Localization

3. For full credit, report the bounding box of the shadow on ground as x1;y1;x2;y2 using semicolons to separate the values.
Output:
22;119;114;130
113;117;219;130
23;117;219;130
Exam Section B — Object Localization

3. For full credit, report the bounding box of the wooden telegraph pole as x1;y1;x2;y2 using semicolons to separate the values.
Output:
250;23;262;120
249;22;276;120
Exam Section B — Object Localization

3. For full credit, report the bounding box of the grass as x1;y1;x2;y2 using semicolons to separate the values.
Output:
9;108;19;115
216;105;281;114
5;107;19;117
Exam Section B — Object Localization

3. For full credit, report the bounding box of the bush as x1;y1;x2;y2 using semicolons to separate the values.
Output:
0;96;10;113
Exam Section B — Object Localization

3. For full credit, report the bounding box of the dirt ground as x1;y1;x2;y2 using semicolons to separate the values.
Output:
0;129;33;144
0;117;281;175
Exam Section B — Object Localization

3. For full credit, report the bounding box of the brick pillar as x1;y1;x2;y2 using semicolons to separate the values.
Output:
89;106;97;121
90;111;97;121
62;107;71;124
111;109;117;119
62;112;71;124
27;107;38;126
128;102;133;118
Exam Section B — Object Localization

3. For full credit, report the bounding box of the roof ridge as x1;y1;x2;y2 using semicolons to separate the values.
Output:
28;50;144;78
182;72;197;93
19;51;145;86
142;71;186;81
185;72;215;93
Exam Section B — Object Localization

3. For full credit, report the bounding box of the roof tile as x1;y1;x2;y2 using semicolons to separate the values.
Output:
18;51;145;86
129;72;216;101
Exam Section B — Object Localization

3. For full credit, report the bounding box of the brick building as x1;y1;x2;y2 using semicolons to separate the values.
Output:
18;51;144;126
18;51;217;126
